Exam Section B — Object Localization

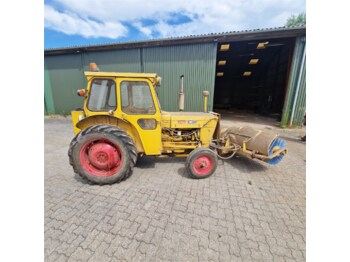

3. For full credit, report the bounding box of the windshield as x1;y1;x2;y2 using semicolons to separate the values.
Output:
87;79;116;111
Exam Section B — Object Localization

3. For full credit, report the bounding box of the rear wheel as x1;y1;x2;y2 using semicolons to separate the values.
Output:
186;148;218;179
68;125;137;185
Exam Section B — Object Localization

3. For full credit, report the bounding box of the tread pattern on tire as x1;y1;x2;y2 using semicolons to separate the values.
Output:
68;124;137;184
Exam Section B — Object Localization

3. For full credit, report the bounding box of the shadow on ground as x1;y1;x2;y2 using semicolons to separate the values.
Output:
280;135;306;144
225;155;269;172
177;166;192;179
73;173;95;185
136;156;185;169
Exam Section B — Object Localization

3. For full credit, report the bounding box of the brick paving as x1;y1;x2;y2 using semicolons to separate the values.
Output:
45;117;306;261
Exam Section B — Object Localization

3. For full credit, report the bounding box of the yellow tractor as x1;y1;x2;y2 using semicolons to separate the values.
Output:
68;63;287;185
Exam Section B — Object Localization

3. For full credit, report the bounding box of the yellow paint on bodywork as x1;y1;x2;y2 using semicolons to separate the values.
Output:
199;118;218;146
84;72;161;86
161;111;217;129
75;115;145;153
115;77;162;155
76;73;163;155
71;110;84;134
160;111;218;148
162;142;198;150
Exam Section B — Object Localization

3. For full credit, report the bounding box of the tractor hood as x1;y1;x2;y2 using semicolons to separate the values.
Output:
161;111;218;129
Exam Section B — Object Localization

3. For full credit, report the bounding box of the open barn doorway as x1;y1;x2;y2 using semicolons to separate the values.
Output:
213;38;295;124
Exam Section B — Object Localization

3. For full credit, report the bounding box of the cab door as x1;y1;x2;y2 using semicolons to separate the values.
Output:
116;78;162;155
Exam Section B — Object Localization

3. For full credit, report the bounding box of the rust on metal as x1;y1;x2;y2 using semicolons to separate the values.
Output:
221;126;277;155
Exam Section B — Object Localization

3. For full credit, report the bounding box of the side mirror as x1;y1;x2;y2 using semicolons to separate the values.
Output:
77;89;85;97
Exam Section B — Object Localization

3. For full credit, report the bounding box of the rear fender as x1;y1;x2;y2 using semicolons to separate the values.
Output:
75;115;144;153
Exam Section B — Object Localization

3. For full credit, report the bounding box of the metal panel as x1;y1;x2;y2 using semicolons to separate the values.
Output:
143;43;217;112
292;64;306;126
45;54;86;115
82;49;141;72
280;36;306;127
44;65;55;114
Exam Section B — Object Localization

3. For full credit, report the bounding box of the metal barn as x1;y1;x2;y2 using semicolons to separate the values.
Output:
45;26;306;127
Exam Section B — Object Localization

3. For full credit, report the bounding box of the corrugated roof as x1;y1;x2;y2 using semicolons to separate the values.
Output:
45;25;306;55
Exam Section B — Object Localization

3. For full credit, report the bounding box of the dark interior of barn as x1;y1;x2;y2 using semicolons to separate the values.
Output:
213;38;295;119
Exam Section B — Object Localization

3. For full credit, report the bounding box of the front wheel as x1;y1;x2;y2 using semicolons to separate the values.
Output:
68;125;137;185
186;148;218;179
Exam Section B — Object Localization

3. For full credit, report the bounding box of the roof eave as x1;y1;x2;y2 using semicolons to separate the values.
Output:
45;26;306;56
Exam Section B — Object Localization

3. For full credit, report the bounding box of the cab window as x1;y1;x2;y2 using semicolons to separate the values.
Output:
120;81;155;114
87;79;116;111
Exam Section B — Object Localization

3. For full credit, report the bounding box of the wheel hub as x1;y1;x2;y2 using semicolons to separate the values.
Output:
96;152;108;163
199;162;207;168
88;142;120;170
193;156;213;175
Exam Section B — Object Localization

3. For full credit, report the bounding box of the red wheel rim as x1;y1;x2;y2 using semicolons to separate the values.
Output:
192;155;214;176
79;138;123;177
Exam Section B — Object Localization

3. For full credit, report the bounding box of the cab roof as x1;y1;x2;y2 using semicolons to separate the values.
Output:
84;71;158;79
84;71;160;86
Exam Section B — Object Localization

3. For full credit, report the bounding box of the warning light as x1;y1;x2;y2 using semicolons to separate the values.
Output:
77;89;85;97
89;62;99;72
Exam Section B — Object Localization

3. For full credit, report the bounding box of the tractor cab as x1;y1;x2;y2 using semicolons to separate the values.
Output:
72;64;163;155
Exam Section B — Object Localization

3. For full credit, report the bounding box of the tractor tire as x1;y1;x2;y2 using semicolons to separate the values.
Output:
68;124;137;185
186;148;218;179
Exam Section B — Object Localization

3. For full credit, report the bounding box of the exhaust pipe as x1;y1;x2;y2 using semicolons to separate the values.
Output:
178;75;185;111
203;91;209;113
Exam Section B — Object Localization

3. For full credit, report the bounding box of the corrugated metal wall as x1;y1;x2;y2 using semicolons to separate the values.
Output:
143;43;217;112
45;49;142;114
44;43;217;114
44;66;55;114
280;37;306;127
82;49;142;72
291;63;306;126
45;54;86;115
